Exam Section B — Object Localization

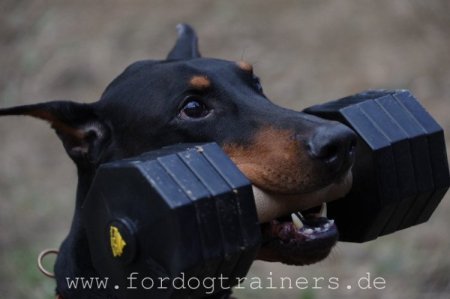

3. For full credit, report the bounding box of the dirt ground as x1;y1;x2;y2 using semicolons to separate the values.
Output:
1;1;449;298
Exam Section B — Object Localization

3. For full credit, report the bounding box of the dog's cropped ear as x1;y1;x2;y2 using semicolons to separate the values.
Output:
167;23;201;60
0;101;109;166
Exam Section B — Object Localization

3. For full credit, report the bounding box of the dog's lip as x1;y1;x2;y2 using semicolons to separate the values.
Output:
257;213;339;265
250;170;351;265
252;169;353;223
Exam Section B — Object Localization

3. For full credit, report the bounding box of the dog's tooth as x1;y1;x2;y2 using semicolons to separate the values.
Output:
329;219;334;225
291;213;304;229
324;223;330;230
304;228;314;235
296;211;305;221
320;203;327;218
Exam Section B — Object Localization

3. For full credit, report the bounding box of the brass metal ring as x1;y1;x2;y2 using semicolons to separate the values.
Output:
37;248;59;278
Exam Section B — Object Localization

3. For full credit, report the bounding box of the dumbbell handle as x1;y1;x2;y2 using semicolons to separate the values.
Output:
252;170;353;223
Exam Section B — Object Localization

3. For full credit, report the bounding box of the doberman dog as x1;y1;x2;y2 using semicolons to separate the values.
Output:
0;24;356;298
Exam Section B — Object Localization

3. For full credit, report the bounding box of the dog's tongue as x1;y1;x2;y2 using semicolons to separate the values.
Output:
252;171;352;223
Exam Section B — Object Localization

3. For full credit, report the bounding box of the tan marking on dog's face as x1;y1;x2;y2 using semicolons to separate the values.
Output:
223;127;319;194
189;75;211;90
237;61;253;73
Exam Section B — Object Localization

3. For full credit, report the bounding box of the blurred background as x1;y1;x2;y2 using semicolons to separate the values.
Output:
0;0;449;298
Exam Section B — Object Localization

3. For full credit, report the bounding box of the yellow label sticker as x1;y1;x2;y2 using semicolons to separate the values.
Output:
110;225;127;257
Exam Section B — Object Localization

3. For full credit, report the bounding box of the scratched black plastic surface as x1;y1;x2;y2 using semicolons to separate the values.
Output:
375;95;435;230
84;164;194;298
344;104;400;240
358;98;417;235
162;143;261;280
156;153;221;291
176;148;242;285
304;89;449;242
394;91;450;223
83;143;260;298
305;101;398;242
200;143;261;281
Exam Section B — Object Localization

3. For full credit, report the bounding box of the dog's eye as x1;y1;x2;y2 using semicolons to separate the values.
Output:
179;98;210;119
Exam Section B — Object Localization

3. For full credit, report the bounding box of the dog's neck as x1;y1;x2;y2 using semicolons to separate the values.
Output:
54;167;107;298
74;167;96;209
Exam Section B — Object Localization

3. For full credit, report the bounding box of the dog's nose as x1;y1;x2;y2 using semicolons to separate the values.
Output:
308;123;357;173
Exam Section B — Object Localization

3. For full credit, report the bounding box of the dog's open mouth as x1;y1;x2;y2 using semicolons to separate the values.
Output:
251;170;353;265
257;203;338;265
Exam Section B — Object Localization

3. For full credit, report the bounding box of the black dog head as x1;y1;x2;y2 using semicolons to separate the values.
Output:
0;24;355;270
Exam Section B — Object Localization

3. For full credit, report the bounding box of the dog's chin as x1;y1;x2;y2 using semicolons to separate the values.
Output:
252;170;352;266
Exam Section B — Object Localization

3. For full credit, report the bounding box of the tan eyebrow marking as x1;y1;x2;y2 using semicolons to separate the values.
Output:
189;75;211;89
237;61;253;72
